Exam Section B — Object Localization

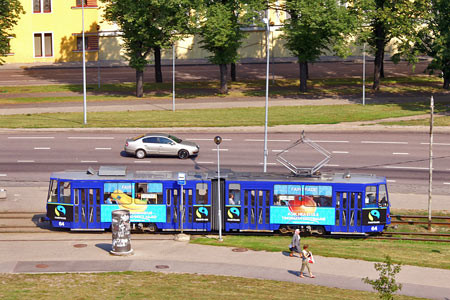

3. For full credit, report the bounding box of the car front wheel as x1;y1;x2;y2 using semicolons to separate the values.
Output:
178;149;189;159
135;149;146;159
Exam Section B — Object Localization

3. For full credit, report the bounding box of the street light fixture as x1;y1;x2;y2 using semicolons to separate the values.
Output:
214;135;223;241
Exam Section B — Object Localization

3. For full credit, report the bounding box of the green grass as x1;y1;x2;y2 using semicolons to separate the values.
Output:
0;272;424;300
0;102;443;128
380;115;450;126
191;235;450;270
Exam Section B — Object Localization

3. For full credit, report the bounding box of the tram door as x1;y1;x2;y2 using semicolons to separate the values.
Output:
242;189;270;230
335;192;362;232
166;188;195;230
73;188;102;229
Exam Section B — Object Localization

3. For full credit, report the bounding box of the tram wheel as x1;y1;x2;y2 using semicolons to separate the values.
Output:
279;227;289;234
178;149;189;159
147;223;158;233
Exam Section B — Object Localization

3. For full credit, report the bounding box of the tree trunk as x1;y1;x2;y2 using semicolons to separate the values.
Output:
306;62;309;80
444;75;449;89
380;49;385;78
231;63;236;81
372;22;385;91
219;64;228;94
154;46;163;83
136;69;144;97
299;61;308;92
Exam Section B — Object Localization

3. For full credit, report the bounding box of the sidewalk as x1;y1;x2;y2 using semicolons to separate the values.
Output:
0;232;449;299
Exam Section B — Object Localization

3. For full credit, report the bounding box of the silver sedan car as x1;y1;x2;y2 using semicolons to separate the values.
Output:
124;133;199;159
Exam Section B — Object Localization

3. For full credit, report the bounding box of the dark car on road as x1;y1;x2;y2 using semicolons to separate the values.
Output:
124;133;199;159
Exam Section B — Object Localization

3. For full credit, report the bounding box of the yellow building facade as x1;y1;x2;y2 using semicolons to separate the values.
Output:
4;0;290;65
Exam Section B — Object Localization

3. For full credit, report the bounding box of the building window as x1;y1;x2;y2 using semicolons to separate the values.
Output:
76;0;97;7
34;33;53;57
33;0;51;13
76;36;99;51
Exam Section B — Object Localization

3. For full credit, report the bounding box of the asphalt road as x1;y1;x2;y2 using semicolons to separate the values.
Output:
1;131;449;195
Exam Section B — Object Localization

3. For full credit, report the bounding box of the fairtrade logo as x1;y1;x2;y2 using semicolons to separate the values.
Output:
227;207;240;219
55;205;66;217
196;207;208;218
368;210;380;221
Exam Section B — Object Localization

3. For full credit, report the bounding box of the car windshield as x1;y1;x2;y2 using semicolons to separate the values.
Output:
168;135;182;143
132;134;145;141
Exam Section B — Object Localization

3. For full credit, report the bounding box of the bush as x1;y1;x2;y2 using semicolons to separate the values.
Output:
362;255;402;300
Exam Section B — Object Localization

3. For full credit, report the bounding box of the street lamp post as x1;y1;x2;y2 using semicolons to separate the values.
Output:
172;43;176;112
214;136;223;241
362;43;366;106
82;0;87;124
263;12;270;173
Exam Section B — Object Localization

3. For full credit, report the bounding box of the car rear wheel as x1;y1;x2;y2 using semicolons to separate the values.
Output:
135;149;146;159
178;149;189;159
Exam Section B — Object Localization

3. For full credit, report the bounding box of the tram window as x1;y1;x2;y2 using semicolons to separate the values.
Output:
251;191;256;207
305;185;332;207
103;183;132;205
357;193;362;209
89;189;94;205
335;210;340;226
265;191;270;206
365;186;377;207
244;190;249;206
379;184;388;207
137;183;163;204
336;193;340;208
74;189;79;205
59;181;71;204
188;189;193;206
47;179;58;202
228;183;241;205
259;190;263;206
196;183;208;205
350;193;355;209
166;190;171;206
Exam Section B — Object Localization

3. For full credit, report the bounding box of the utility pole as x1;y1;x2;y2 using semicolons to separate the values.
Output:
428;95;434;231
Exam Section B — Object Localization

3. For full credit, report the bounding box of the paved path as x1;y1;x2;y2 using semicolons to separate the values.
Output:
0;232;449;299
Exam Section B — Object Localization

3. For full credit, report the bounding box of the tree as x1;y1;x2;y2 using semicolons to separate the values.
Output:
363;255;402;300
0;0;24;64
197;0;264;94
101;0;196;97
396;0;450;89
352;0;429;91
281;0;356;92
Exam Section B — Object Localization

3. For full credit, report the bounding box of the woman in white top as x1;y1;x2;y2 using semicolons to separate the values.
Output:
300;244;315;278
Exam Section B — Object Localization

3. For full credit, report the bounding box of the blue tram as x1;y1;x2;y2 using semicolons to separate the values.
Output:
46;166;390;235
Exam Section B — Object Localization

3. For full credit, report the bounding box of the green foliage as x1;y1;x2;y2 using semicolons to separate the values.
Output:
0;0;24;64
281;0;356;62
100;0;197;71
197;0;264;65
404;0;450;89
363;255;402;300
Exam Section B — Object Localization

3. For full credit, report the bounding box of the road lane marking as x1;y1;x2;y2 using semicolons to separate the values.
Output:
187;138;232;141
272;150;288;153
325;164;340;167
443;182;450;185
245;139;291;142
17;160;35;163
134;161;151;163
387;180;397;183
312;140;349;143
197;161;214;164
211;149;229;151
384;166;429;170
0;174;6;177
259;162;276;165
34;147;51;150
421;142;450;146
80;160;98;163
95;147;112;150
361;141;408;144
8;136;54;139
68;137;114;140
393;152;409;155
332;151;349;154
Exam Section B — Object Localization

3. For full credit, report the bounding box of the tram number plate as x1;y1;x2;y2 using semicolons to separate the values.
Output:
371;226;378;231
59;221;65;227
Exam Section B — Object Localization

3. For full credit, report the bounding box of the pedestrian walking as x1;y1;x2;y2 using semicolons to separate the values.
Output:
289;229;301;257
299;244;315;278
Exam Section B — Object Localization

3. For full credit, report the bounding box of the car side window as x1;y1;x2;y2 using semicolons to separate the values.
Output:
159;138;172;144
143;137;158;143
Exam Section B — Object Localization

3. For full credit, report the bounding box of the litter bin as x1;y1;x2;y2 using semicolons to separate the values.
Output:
110;209;133;256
